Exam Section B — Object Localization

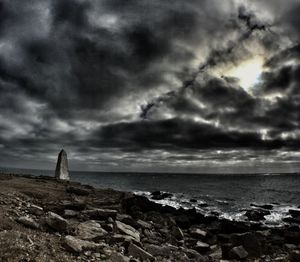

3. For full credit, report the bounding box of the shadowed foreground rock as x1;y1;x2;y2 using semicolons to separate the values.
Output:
0;173;297;261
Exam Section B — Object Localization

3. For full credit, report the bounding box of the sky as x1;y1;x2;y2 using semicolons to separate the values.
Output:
0;0;300;173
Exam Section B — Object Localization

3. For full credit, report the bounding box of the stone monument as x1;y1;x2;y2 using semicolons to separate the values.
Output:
55;149;70;180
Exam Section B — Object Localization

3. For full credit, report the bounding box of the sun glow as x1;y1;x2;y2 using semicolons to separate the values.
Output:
224;57;264;89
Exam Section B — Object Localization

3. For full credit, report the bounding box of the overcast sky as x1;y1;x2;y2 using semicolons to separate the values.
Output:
0;0;300;173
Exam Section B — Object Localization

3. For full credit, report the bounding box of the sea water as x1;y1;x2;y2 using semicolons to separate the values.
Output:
2;168;300;226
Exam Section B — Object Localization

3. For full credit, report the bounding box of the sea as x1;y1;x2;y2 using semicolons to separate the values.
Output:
1;167;300;226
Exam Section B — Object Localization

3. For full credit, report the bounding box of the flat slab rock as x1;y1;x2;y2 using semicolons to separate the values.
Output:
64;235;106;253
76;220;108;240
128;243;154;261
115;220;140;242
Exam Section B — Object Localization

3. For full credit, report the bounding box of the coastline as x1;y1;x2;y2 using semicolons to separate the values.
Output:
0;173;299;261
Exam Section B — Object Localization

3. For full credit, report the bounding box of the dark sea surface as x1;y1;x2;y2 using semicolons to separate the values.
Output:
1;167;300;225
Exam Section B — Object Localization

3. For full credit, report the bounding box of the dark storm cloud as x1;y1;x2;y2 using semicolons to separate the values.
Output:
0;0;300;171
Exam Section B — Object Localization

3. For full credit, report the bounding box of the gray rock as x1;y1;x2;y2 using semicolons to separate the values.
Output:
115;220;140;242
77;220;108;240
194;241;210;253
27;204;44;216
64;235;105;253
229;246;248;259
17;216;39;229
230;232;261;257
128;243;155;261
109;252;130;262
145;244;172;257
137;219;152;229
45;211;69;233
289;209;300;218
290;250;300;262
183;248;207;262
172;226;184;240
55;149;70;180
109;234;136;244
190;228;207;239
63;209;79;218
82;208;117;220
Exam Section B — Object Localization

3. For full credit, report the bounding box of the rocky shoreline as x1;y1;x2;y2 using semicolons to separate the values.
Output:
0;174;299;261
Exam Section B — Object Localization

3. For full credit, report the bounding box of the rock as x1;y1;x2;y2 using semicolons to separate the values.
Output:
151;191;173;200
250;203;273;210
63;209;79;218
217;234;231;243
230;232;261;257
109;252;130;262
290;250;300;262
115;221;140;242
244;209;270;221
137;219;152;229
102;223;114;232
145;244;172;257
228;246;248;260
55;149;70;180
117;214;139;229
27;204;44;216
172;226;184;240
190;199;197;203
64;235;104;253
16;216;39;229
77;220;107;240
284;231;300;244
45;211;69;233
284;244;297;250
289;209;300;218
190;228;207;239
194;241;210;253
82;208;117;220
183;248;207;262
66;186;90;196
109;234;136;244
128;243;155;261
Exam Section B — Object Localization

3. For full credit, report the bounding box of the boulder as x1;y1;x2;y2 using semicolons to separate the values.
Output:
115;221;140;242
117;214;139;229
171;226;184;240
109;252;130;262
109;234;136;245
45;211;69;233
284;231;300;244
229;246;248;260
55;149;70;180
137;219;152;229
63;210;79;218
77;220;107;240
151;191;173;200
189;228;207;239
128;243;155;261
230;232;261;257
145;244;172;257
244;209;270;221
194;241;210;253
82;208;117;220
64;235;104;253
289;209;300;218
290;250;300;262
250;203;273;210
183;248;207;262
16;216;39;229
